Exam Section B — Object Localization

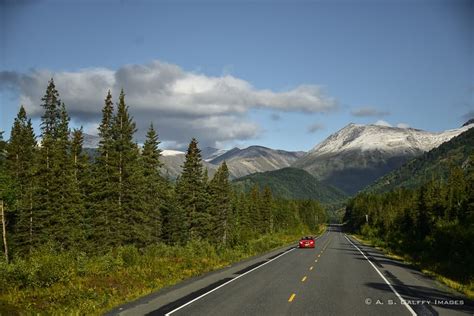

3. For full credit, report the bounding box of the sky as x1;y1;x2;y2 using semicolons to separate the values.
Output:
1;0;473;151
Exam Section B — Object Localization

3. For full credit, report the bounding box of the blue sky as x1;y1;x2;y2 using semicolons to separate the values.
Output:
1;0;473;151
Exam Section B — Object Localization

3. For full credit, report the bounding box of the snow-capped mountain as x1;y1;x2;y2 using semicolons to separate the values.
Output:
161;149;185;157
292;123;474;194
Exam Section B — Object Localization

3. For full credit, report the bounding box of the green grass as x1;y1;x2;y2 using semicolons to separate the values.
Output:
351;234;474;300
0;226;325;315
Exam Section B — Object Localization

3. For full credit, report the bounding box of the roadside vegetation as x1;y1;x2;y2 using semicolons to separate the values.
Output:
344;164;474;298
0;79;328;314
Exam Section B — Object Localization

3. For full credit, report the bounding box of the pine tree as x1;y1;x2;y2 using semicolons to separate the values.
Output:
109;89;148;246
35;79;62;247
209;162;231;245
6;106;36;254
0;131;15;262
71;127;89;184
261;186;273;233
36;81;85;249
89;91;117;249
248;184;261;232
142;123;163;243
176;138;211;241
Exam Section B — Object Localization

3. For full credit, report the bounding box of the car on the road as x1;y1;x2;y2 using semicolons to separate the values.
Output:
298;236;315;248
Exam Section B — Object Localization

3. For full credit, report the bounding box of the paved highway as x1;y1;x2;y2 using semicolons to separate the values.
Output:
112;225;473;316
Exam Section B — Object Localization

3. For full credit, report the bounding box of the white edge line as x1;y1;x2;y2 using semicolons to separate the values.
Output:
166;231;328;315
344;235;417;316
165;248;295;315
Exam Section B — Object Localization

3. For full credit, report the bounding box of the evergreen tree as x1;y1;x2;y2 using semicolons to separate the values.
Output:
71;127;89;184
261;186;273;233
109;89;148;246
6;106;36;254
36;81;85;249
142;123;163;243
248;184;261;232
35;79;62;247
89;91;116;249
176;138;210;241
0;131;15;262
209;162;231;245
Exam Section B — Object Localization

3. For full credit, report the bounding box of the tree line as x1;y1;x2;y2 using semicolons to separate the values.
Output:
344;164;474;282
0;79;326;262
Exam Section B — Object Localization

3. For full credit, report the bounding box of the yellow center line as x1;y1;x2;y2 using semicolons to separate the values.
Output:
288;293;296;302
301;276;307;282
309;266;313;270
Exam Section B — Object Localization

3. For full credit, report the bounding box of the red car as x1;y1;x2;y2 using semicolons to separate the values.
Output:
299;236;315;248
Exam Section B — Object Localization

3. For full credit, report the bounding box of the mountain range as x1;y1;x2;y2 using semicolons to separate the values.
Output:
365;125;474;193
81;121;474;198
292;123;473;194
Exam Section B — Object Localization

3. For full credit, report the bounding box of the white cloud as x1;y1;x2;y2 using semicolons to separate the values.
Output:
374;120;392;127
0;60;337;148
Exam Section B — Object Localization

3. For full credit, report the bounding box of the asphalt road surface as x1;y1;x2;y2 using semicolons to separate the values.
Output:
112;225;474;316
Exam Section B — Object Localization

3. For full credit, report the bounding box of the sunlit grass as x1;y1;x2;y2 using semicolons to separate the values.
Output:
0;227;325;315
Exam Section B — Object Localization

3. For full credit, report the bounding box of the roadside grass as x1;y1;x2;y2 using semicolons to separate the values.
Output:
0;226;325;315
350;234;474;300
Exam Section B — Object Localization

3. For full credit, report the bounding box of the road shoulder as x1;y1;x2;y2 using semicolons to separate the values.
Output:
345;234;474;315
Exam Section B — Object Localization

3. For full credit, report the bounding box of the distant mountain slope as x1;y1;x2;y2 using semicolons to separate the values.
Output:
292;123;474;195
160;150;217;179
210;146;305;179
366;126;474;193
233;167;347;204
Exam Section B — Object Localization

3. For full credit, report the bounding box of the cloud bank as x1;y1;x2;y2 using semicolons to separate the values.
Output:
0;60;337;148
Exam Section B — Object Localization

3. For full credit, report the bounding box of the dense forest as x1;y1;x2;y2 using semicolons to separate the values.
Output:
0;79;326;260
233;167;346;204
0;79;327;313
344;161;474;283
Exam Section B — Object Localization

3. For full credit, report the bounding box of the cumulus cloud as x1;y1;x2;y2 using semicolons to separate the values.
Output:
307;122;325;133
0;60;337;148
373;120;392;127
351;106;390;117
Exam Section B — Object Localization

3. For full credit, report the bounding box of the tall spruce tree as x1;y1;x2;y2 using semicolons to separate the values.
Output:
176;138;210;241
6;106;37;254
36;81;84;249
248;184;261;232
0;131;15;262
261;186;274;233
109;89;148;246
209;162;231;245
142;123;163;243
90;91;116;248
35;79;62;246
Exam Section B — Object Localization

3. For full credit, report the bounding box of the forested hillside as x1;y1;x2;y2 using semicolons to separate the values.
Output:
233;167;346;204
344;161;474;284
366;126;474;193
0;80;327;314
